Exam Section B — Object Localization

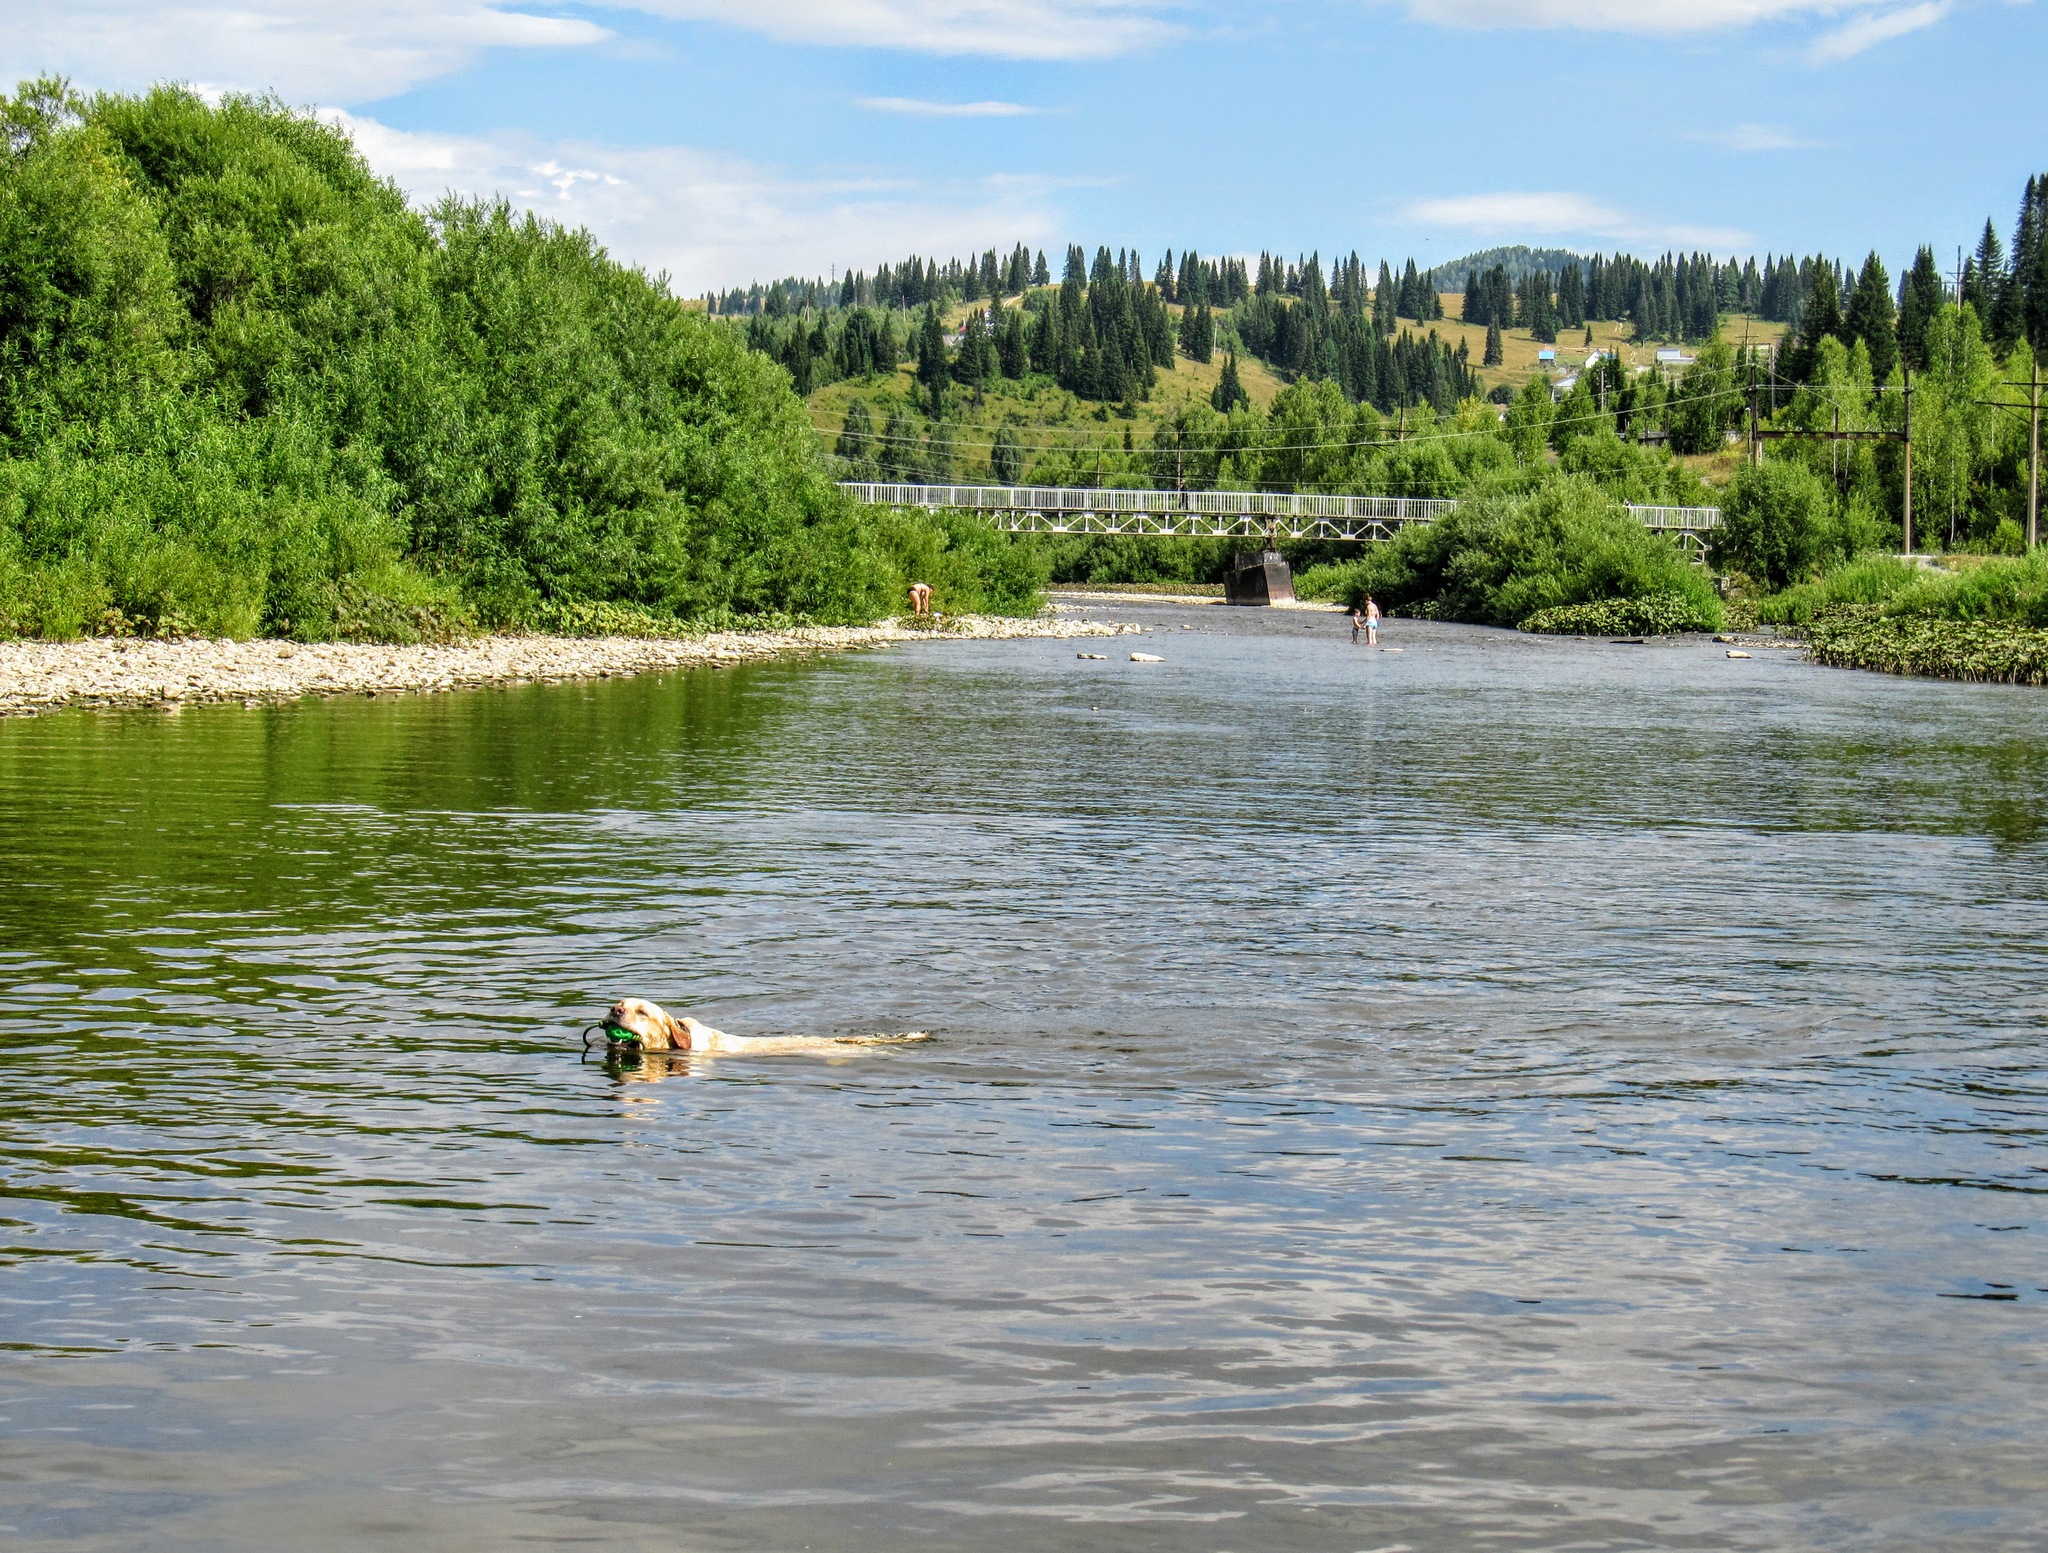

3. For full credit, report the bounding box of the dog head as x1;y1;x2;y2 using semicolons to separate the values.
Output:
606;997;687;1050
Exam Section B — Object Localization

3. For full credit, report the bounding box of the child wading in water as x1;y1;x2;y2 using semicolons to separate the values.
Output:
1350;607;1363;645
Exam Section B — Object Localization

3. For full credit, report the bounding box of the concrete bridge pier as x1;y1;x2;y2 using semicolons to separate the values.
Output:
1222;549;1295;605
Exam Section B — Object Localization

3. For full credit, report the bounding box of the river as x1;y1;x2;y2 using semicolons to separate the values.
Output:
3;603;2045;1550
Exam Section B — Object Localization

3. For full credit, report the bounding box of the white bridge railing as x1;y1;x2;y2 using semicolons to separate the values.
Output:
840;482;1720;548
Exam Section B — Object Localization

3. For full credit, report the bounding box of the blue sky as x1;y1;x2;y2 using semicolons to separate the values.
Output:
5;2;2043;294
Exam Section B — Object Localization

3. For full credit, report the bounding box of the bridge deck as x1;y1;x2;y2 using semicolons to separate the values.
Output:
841;483;1719;543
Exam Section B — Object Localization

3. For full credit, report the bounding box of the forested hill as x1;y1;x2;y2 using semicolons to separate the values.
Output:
1428;247;1590;286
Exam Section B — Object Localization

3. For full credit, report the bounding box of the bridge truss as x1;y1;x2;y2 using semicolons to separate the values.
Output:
841;483;1721;557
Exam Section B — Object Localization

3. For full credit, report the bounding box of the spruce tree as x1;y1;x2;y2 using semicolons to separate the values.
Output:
834;398;876;478
1786;261;1843;382
1374;261;1396;335
1212;351;1248;413
1192;300;1214;364
1483;318;1503;368
880;405;923;481
2018;172;2048;354
1845;252;1897;384
1965;219;2005;321
990;424;1026;485
916;303;949;416
1896;246;1944;371
1033;250;1050;286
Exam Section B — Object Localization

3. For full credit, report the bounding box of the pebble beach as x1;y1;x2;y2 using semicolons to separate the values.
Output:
0;612;1142;718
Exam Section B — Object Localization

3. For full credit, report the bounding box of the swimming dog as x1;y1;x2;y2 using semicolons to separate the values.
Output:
602;998;929;1056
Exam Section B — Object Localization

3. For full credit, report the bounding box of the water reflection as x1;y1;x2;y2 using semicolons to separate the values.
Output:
2;609;2046;1550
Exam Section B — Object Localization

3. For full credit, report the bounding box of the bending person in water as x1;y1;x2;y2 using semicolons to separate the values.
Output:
908;582;933;616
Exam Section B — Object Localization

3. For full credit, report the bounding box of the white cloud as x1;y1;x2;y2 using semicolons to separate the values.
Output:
619;1;1175;59
331;111;1065;291
0;2;609;106
857;96;1040;115
1687;121;1820;150
1402;190;1750;251
1404;0;1952;48
1409;0;1842;30
1806;0;1952;58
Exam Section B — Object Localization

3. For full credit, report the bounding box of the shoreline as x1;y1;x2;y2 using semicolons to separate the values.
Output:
0;613;1142;719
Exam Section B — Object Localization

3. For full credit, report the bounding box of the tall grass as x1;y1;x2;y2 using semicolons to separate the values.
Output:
1756;552;2048;629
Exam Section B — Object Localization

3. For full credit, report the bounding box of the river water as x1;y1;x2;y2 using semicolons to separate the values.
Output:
2;603;2045;1551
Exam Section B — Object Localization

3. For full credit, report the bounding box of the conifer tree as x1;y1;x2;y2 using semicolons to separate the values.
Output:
834;398;877;479
1212;351;1249;413
1398;259;1421;320
1896;246;1944;371
1964;219;2005;322
1786;262;1843;383
1033;250;1050;286
953;307;992;395
990;424;1026;484
1845;251;1897;383
1994;177;2039;352
2018;172;2048;354
916;303;949;416
1374;261;1396;335
1483;318;1503;368
880;405;923;481
998;304;1028;379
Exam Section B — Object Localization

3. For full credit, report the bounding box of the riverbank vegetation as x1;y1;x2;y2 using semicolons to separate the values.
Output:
1294;474;1724;633
0;81;1044;642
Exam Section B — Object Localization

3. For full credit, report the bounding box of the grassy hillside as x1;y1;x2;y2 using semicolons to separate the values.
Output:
804;290;1779;489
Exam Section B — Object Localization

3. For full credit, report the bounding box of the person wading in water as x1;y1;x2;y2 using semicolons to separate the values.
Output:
908;582;933;616
1350;606;1363;645
1365;595;1382;646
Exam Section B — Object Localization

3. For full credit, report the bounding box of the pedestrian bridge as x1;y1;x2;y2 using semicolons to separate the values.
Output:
840;482;1720;554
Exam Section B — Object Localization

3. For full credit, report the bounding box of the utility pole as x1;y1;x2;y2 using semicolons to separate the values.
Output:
1902;368;1914;557
1748;373;1760;467
2031;356;2041;551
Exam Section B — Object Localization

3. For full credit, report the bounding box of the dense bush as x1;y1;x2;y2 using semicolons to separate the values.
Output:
1518;593;1720;635
1709;458;1882;590
1310;472;1723;630
0;81;1034;639
1806;607;2048;685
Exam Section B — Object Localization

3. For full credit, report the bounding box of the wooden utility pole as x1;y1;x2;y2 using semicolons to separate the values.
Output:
1902;369;1914;557
2030;357;2041;551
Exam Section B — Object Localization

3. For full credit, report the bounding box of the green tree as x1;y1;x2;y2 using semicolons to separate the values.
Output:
990;423;1026;485
1504;377;1555;463
1212;351;1249;413
916;303;949;416
1896;246;1944;372
1710;458;1864;588
1483;318;1503;368
1844;251;1898;385
834;399;877;479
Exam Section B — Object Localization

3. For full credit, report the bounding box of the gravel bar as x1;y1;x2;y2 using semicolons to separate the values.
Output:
0;613;1144;718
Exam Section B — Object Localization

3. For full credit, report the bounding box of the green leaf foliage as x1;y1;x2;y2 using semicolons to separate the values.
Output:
0;82;1034;639
1318;472;1723;630
1516;593;1720;635
1709;458;1883;591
